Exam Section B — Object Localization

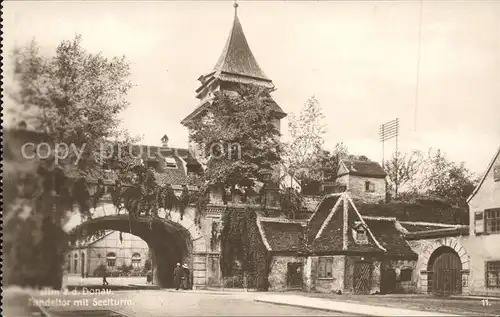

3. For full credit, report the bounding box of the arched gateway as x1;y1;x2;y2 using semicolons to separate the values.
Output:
65;203;209;289
420;238;470;295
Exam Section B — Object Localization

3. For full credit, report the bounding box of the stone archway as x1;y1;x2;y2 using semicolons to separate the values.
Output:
419;238;470;295
65;204;209;289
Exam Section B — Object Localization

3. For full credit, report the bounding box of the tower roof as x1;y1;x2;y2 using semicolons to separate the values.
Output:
213;7;272;83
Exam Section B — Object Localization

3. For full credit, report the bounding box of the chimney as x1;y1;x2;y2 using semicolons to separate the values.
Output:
161;134;169;147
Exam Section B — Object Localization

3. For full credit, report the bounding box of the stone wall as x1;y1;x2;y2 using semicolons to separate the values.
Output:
336;175;386;204
381;259;418;293
409;234;500;297
305;256;345;293
268;255;305;291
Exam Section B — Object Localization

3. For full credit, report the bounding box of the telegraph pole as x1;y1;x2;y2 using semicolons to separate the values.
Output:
379;118;400;197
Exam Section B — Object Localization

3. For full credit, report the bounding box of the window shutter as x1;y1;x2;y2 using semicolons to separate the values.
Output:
494;164;500;182
474;211;484;234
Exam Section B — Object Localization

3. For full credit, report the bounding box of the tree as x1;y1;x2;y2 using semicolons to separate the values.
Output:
4;35;133;289
417;149;479;206
285;96;325;168
384;150;424;198
9;35;133;173
185;85;282;193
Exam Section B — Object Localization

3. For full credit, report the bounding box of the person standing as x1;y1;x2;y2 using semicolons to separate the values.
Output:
102;269;109;286
182;264;190;290
173;263;183;290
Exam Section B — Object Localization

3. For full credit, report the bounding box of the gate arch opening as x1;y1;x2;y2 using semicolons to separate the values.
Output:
427;246;462;295
68;215;194;288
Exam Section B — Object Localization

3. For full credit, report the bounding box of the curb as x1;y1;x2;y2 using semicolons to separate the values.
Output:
254;299;367;315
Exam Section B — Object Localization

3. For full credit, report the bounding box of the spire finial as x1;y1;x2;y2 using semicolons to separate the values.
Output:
233;0;239;14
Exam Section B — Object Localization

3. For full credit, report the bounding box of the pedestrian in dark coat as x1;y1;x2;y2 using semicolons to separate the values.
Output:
173;263;183;290
102;270;109;286
182;264;190;290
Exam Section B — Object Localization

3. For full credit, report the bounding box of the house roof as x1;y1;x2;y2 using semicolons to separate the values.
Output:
257;218;306;252
362;217;418;260
308;193;386;254
467;146;500;203
355;201;468;225
212;8;273;85
338;160;387;178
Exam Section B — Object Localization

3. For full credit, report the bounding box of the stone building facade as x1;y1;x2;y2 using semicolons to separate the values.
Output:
465;146;500;297
256;192;472;295
66;231;149;277
335;160;386;204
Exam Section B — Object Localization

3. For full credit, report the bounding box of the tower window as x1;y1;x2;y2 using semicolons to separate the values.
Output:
365;181;375;192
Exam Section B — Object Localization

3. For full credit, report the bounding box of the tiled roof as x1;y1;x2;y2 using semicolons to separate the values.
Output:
404;226;469;240
213;11;272;84
306;194;343;242
258;219;306;252
339;160;387;178
309;194;384;254
363;218;418;260
356;202;469;225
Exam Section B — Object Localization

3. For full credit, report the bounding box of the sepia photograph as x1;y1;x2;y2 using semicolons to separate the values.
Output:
2;0;500;316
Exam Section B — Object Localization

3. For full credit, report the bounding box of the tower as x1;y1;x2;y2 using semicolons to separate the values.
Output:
181;2;286;135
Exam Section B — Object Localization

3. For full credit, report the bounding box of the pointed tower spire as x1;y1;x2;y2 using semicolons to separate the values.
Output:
212;2;271;82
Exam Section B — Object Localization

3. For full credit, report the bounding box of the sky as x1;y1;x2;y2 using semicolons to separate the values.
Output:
3;0;500;175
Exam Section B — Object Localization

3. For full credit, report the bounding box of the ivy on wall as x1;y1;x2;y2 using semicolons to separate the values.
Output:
220;207;270;290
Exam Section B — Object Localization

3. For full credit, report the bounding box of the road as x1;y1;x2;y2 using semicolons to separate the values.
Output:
33;289;347;317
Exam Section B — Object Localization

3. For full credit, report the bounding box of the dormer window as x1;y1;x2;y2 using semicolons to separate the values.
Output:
352;223;368;244
365;181;375;192
165;157;177;169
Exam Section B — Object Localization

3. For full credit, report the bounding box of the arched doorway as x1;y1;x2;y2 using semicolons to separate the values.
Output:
427;246;462;295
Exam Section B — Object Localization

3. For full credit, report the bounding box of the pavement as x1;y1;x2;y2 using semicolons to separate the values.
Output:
7;283;500;317
255;294;461;316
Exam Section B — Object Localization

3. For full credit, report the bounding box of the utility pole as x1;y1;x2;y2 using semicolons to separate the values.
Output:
379;118;400;197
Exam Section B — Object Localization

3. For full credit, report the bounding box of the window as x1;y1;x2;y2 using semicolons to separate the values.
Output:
486;261;500;287
352;223;368;244
400;269;412;282
494;164;500;182
474;211;485;234
365;181;375;192
106;252;116;268
131;253;141;268
485;209;500;234
165;157;177;169
318;257;333;278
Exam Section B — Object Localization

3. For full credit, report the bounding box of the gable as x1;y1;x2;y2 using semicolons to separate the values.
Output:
468;147;500;204
309;193;385;254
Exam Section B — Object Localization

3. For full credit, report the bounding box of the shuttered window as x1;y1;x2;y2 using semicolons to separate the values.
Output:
318;257;333;278
485;209;500;234
494;164;500;182
475;211;484;234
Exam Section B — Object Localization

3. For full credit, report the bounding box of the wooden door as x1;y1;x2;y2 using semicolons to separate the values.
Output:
287;262;303;289
381;268;396;294
431;249;462;295
354;262;372;294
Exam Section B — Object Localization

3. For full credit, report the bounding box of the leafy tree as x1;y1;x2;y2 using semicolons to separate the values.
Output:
285;96;325;167
4;35;133;289
185;85;282;193
384;150;424;198
416;149;479;206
